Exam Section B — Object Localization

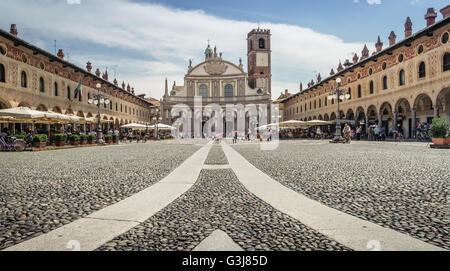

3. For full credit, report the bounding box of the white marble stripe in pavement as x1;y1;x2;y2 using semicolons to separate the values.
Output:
4;141;213;251
222;142;445;251
193;230;243;251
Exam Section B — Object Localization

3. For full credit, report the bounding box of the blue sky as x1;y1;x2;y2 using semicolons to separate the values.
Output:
145;0;448;41
0;0;448;99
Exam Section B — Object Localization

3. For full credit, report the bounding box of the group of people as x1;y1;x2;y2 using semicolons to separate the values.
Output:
415;122;431;140
367;125;387;141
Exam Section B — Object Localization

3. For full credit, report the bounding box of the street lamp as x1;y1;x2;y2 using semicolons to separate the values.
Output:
88;83;110;144
328;78;350;143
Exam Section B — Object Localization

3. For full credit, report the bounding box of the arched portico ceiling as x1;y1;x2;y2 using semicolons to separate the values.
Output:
413;93;433;111
395;98;411;116
52;106;62;113
0;98;11;109
18;101;31;108
367;105;377;117
379;102;393;115
324;113;329;121
436;87;450;112
36;104;48;112
346;108;355;120
330;112;336;120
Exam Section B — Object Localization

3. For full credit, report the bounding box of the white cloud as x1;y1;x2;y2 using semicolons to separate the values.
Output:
367;0;382;4
0;0;369;99
66;0;81;5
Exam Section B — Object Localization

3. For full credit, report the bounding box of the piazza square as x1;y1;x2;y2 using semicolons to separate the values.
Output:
0;0;449;263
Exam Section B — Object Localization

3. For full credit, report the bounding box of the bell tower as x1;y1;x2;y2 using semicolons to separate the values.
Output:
247;28;272;94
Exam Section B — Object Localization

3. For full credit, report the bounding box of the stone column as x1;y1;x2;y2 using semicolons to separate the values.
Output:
378;114;382;128
365;115;369;135
411;108;416;138
393;111;398;131
434;105;439;118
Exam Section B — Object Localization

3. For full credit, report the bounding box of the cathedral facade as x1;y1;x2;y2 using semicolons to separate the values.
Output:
161;29;273;134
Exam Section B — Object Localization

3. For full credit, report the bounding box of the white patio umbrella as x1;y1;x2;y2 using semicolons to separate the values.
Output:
305;120;333;126
0;107;46;119
121;123;148;130
279;120;307;127
148;123;173;130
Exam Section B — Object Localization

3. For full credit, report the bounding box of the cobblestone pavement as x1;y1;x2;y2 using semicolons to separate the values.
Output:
0;140;202;249
98;169;350;251
204;143;229;165
231;140;450;250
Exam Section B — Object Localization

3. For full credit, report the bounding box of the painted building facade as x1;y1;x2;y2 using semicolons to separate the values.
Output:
282;6;450;138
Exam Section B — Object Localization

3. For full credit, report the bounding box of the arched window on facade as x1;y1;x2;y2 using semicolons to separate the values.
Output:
39;77;45;92
324;97;327;106
259;38;265;49
358;85;362;98
319;99;322;108
383;76;388;90
54;82;58;96
399;70;405;86
418;62;426;78
67;86;71;100
0;64;5;83
224;84;233;97
314;100;316;109
444;53;450;71
199;85;208;97
369;81;374;94
348;88;351;100
21;71;27;88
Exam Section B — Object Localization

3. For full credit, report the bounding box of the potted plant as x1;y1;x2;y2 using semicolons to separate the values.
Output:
88;134;96;144
33;134;48;148
79;134;88;145
10;134;26;140
112;134;119;144
69;134;81;146
104;135;113;144
429;117;450;145
53;134;67;147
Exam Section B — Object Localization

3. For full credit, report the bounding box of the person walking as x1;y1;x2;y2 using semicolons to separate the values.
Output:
374;126;380;141
316;127;322;140
343;123;351;143
233;130;238;144
356;126;361;141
